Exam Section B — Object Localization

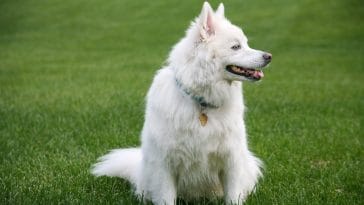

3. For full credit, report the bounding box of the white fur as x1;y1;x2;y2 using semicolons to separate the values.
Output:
92;2;271;205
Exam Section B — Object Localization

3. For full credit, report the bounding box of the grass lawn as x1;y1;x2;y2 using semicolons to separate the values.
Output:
0;0;363;204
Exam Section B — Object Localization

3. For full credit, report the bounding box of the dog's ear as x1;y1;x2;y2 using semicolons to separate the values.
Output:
216;3;225;17
199;2;215;40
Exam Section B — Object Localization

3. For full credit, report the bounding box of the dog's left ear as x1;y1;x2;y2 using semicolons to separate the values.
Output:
216;3;225;17
199;2;216;40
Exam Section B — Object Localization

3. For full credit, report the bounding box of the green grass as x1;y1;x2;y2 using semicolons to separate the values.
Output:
0;0;363;204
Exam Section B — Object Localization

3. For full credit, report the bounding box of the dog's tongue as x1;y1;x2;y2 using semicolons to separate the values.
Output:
253;70;264;79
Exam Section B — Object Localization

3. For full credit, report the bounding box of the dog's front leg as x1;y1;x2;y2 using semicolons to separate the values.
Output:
222;149;262;205
221;161;247;205
222;149;252;205
140;160;177;205
152;170;176;205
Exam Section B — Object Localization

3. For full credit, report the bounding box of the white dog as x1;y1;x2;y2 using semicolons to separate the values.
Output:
92;2;272;205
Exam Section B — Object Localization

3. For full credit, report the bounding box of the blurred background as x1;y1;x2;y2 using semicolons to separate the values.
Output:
0;0;362;204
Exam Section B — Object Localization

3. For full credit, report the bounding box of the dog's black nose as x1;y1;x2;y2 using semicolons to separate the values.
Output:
263;53;272;62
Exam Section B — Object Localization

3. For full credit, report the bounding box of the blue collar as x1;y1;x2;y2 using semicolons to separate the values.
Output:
175;79;218;109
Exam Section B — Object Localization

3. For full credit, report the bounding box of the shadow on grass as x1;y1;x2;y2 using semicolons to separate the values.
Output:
91;177;225;205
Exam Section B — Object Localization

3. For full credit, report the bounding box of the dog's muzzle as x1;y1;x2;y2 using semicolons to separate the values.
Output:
225;52;272;82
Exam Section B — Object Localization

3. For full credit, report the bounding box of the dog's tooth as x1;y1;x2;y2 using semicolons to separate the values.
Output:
232;66;240;73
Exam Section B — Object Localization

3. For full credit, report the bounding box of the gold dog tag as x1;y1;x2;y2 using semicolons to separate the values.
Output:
199;113;208;126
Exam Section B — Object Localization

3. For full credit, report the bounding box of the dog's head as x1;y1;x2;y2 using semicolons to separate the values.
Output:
193;2;272;82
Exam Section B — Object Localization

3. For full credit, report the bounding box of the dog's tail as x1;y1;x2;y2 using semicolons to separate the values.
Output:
91;148;142;186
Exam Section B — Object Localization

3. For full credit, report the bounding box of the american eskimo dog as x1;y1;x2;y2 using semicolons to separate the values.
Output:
92;2;272;204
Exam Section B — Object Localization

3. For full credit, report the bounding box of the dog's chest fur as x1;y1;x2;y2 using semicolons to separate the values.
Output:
143;67;246;197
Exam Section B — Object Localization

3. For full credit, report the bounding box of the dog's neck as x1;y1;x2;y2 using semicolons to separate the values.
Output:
169;35;236;109
175;78;219;109
172;59;237;109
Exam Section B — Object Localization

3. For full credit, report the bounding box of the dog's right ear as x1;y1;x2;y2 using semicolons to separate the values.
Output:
199;2;215;41
216;3;225;17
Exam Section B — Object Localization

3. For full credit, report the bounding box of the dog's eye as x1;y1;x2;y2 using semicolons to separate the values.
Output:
231;44;241;50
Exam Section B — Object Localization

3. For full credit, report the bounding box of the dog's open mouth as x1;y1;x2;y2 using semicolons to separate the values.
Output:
226;65;264;81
